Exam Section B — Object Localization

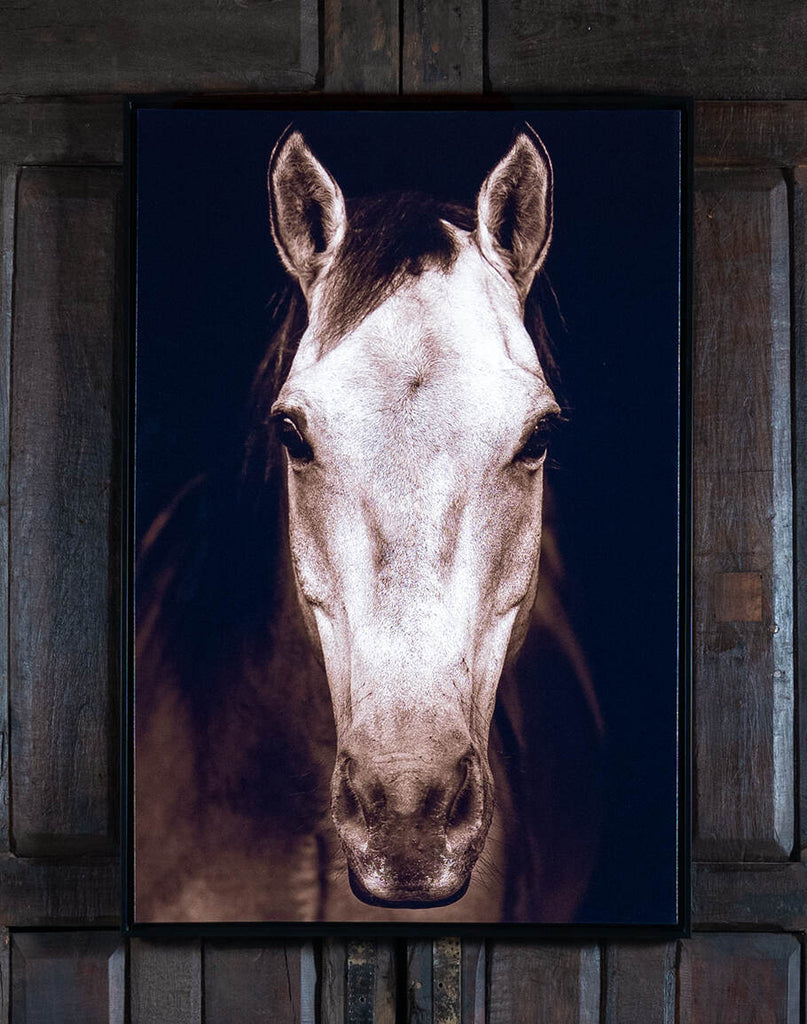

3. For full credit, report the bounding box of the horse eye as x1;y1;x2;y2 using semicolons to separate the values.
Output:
514;424;552;466
275;416;314;463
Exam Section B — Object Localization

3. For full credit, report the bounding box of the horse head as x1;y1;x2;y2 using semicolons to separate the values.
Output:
267;126;557;907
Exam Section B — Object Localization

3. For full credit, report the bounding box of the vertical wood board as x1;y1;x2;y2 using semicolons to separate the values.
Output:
322;0;399;92
0;166;14;854
0;929;8;1024
791;167;807;855
204;941;307;1024
322;939;346;1024
130;940;202;1024
604;943;676;1024
692;170;794;861
461;941;485;1024
402;0;483;91
432;937;461;1024
486;944;600;1024
9;167;122;857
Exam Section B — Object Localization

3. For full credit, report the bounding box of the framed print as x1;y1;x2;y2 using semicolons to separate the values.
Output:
124;99;690;935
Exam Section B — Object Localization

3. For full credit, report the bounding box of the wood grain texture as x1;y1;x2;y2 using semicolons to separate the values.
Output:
486;944;600;1024
0;101;123;166
678;934;800;1024
695;102;807;167
0;166;14;854
204;942;306;1024
0;0;316;95
402;0;482;91
10;167;122;857
11;932;124;1024
407;941;432;1024
432;937;461;1024
323;0;399;92
372;942;396;1024
604;943;676;1024
692;170;794;861
0;854;118;926
322;939;346;1024
487;1;807;97
0;929;8;1024
130;940;202;1024
461;941;485;1024
345;941;374;1024
693;862;807;930
792;167;807;855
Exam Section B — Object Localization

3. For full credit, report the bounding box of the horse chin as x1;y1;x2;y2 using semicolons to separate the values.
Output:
347;865;472;909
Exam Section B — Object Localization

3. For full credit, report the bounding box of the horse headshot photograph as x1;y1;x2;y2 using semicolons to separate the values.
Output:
130;107;683;927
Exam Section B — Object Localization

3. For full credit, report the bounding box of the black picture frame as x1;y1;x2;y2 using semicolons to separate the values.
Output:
123;95;691;938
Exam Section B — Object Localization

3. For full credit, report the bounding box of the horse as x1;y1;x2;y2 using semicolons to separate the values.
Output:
134;124;605;923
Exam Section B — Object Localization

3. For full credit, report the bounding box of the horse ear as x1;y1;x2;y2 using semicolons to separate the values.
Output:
475;125;553;301
268;129;347;298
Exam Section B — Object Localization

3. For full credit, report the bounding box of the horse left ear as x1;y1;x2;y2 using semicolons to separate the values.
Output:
268;128;347;299
475;125;553;302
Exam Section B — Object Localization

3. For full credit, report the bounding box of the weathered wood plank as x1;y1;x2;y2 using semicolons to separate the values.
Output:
0;101;123;166
323;0;399;92
402;0;483;91
0;166;14;855
604;943;676;1024
407;941;432;1024
0;929;8;1024
373;941;396;1024
0;0;317;95
322;939;346;1024
0;854;118;926
11;932;124;1024
343;941;396;1024
792;167;807;857
487;2;807;98
462;940;485;1024
695;102;807;167
678;934;799;1024
10;167;122;857
433;937;461;1024
345;941;374;1024
204;942;307;1024
130;940;202;1024
486;944;600;1024
301;942;318;1024
692;170;793;862
693;862;807;930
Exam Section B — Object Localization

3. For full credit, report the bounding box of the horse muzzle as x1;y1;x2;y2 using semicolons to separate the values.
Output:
331;739;493;907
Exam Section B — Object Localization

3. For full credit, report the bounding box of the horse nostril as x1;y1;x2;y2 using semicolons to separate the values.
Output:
335;757;365;827
336;756;386;828
447;755;478;833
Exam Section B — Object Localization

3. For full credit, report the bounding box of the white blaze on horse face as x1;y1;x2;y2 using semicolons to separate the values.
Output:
275;236;558;753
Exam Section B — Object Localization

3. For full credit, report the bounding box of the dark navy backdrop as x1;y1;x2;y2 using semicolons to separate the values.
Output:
135;107;682;925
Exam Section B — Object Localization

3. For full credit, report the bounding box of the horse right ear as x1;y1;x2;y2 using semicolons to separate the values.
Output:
475;125;553;303
268;129;347;300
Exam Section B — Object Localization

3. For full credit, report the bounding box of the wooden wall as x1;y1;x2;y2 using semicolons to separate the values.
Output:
0;1;805;1019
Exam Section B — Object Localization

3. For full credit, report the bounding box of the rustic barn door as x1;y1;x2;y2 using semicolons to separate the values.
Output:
1;0;806;1018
